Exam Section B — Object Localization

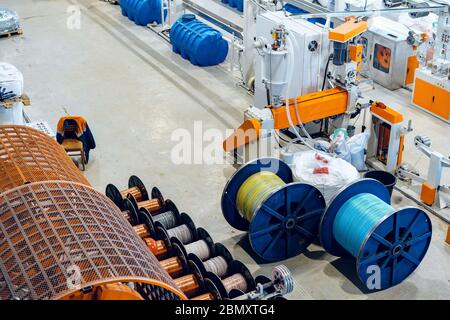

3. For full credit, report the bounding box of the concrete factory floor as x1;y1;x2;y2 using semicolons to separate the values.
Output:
1;0;449;299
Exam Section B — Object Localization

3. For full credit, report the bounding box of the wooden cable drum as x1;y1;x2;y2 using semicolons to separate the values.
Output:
0;181;186;300
105;175;149;210
0;125;90;193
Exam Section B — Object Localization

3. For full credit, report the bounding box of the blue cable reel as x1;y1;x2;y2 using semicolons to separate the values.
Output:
221;158;326;262
320;179;432;290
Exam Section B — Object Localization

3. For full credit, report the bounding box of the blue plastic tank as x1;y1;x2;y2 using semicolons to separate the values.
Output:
170;14;229;67
221;0;243;12
119;0;166;26
283;3;330;26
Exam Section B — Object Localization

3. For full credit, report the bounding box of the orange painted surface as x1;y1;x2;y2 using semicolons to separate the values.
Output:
371;102;404;124
413;78;450;120
349;44;363;71
397;134;405;166
273;88;348;129
223;118;261;152
420;182;436;206
405;56;419;85
96;284;144;300
446;226;450;245
329;19;368;42
432;84;450;120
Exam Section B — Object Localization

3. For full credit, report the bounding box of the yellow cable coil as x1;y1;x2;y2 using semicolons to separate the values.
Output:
236;171;285;221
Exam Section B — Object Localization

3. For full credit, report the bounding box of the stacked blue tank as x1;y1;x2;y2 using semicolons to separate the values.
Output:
284;3;330;26
170;14;229;67
119;0;166;26
221;0;244;13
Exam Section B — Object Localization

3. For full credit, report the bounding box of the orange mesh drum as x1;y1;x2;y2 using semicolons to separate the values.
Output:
0;125;90;192
0;181;186;300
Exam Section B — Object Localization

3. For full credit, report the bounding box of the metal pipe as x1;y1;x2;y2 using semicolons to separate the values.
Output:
182;0;243;38
291;4;448;19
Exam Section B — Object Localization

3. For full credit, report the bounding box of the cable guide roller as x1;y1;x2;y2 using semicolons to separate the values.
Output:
221;157;326;261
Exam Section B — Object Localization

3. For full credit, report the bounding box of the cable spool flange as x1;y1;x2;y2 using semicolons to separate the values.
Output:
172;227;215;264
320;179;432;290
189;243;233;279
205;260;256;299
105;175;149;210
221;157;326;261
122;197;140;225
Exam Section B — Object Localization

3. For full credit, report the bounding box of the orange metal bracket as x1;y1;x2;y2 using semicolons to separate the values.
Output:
222;88;349;152
273;87;348;129
223;118;261;152
329;18;368;43
420;182;436;206
371;102;404;124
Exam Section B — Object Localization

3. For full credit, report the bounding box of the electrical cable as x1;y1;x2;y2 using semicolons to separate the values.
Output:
153;210;177;229
184;240;211;261
236;171;285;221
203;256;229;278
167;224;193;244
222;273;248;293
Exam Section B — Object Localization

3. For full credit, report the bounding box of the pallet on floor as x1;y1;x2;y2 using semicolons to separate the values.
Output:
0;29;23;38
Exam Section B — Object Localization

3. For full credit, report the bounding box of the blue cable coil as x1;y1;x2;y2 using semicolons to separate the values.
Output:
170;14;229;67
120;0;167;26
221;158;326;262
333;193;395;257
320;179;432;290
221;0;244;12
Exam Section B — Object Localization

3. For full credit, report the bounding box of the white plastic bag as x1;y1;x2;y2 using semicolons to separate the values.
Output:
293;151;359;203
347;132;370;171
0;63;24;125
329;129;351;163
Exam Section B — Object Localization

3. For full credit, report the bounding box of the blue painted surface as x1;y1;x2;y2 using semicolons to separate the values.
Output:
320;179;432;290
283;3;331;27
221;0;244;12
119;0;166;26
170;14;229;67
248;183;325;261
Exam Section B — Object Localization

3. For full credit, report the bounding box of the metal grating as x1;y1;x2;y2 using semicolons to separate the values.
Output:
0;181;186;300
0;125;90;192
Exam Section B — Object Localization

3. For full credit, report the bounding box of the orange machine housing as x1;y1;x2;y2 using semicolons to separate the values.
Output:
413;77;450;121
223;88;349;152
329;18;369;43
